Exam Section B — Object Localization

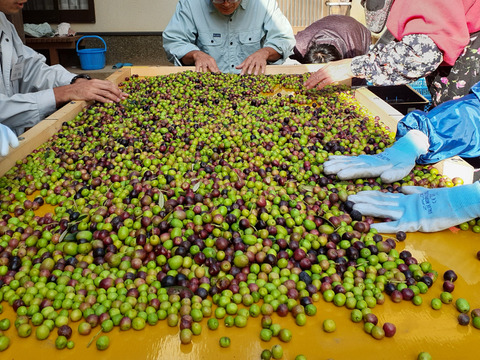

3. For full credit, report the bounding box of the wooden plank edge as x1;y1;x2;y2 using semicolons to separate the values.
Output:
107;68;133;85
126;64;324;76
0;101;87;177
433;156;474;185
354;87;403;132
120;65;351;86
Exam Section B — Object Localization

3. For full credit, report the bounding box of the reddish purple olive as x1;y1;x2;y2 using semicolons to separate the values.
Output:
442;281;455;293
458;313;470;326
471;308;480;319
401;288;415;301
364;313;378;325
383;322;396;337
57;325;73;339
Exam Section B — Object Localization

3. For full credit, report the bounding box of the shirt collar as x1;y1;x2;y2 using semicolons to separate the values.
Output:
208;0;247;14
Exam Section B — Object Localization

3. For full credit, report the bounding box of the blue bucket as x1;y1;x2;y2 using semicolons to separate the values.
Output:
76;35;107;70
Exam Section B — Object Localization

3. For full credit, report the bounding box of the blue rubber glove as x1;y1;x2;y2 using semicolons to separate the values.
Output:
349;182;480;233
0;124;19;157
324;130;429;183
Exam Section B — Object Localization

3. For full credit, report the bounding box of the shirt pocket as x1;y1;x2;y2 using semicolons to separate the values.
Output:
237;30;264;61
197;32;225;60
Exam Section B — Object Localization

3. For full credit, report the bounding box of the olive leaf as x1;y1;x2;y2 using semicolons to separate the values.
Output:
158;194;165;210
77;214;88;222
299;185;315;193
320;216;336;229
162;211;172;222
64;233;76;241
58;229;69;243
59;230;77;243
58;214;87;243
192;181;201;193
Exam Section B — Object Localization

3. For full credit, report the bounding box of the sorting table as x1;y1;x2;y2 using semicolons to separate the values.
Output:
1;66;479;359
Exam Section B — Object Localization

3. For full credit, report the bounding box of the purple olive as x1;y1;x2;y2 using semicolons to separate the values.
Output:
383;322;396;337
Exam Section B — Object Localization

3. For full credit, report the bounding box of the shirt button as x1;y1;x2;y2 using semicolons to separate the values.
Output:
231;65;234;68
249;38;252;41
230;42;233;45
6;38;9;42
211;40;214;43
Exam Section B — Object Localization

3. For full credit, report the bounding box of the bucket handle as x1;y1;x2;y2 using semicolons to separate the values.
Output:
76;35;107;52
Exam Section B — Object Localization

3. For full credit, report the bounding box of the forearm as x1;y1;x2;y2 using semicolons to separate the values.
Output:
262;47;282;63
351;34;443;85
21;53;75;91
181;50;202;66
52;78;91;107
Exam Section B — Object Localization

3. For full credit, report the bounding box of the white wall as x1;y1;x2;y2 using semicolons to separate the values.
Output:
73;0;178;32
71;0;365;33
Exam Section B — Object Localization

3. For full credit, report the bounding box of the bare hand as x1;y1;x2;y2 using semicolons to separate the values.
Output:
304;59;355;90
236;48;270;75
55;79;128;106
193;52;220;73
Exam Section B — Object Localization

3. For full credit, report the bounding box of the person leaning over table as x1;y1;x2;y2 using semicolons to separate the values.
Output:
0;0;128;157
162;0;295;75
322;81;480;234
290;15;371;64
305;0;480;107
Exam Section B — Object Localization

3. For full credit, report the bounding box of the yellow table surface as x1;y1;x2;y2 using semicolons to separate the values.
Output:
2;228;479;360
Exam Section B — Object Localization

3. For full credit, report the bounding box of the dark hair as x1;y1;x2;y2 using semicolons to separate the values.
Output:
304;43;342;64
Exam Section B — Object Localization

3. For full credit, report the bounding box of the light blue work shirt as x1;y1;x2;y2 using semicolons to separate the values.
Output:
162;0;295;74
0;12;75;135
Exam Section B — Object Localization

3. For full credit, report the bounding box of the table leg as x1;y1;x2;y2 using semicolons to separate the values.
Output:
49;48;60;65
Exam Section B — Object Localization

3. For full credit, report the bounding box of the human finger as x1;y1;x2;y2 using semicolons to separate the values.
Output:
336;163;391;180
6;129;19;149
207;62;220;73
400;186;435;195
304;70;327;90
323;158;365;174
254;61;266;75
370;221;405;233
352;202;404;220
380;166;413;183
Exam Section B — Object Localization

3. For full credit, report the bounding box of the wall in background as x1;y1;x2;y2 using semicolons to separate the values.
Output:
68;0;366;34
72;0;178;33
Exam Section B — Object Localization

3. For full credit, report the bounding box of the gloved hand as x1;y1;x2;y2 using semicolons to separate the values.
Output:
324;130;429;183
349;182;480;233
0;124;19;157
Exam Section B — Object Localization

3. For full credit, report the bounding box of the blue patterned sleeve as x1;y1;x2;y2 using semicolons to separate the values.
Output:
351;34;443;85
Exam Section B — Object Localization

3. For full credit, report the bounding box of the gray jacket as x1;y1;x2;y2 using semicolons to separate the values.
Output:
0;12;75;135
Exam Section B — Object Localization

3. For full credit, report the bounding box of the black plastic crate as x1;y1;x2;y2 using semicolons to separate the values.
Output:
367;85;429;115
